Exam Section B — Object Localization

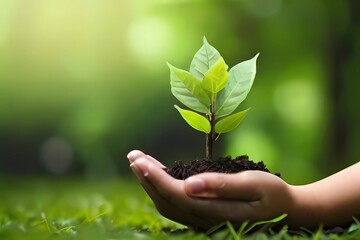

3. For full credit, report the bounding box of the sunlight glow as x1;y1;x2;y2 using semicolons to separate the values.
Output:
128;17;173;66
273;80;322;127
225;129;279;170
0;2;12;46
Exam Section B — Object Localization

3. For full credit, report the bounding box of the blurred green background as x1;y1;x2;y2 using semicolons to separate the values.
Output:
0;0;359;184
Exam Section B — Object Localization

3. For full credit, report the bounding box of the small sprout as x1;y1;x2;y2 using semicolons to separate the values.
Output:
169;37;258;160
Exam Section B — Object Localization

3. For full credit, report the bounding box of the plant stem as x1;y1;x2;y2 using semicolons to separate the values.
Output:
206;104;216;160
206;131;212;160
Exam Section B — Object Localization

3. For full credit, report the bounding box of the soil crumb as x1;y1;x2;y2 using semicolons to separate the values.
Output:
166;155;280;180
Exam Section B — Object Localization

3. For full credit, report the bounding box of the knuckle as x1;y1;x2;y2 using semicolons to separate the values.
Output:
212;174;227;192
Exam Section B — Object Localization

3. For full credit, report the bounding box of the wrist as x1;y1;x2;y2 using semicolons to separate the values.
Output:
285;184;327;229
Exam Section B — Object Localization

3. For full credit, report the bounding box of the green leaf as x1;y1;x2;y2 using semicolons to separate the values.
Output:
175;105;211;133
348;217;360;233
190;36;221;80
202;57;229;94
215;108;250;133
216;53;259;117
169;63;210;113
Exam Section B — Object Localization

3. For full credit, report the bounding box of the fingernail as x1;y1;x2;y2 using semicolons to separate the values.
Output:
127;151;137;163
187;178;205;194
129;162;135;168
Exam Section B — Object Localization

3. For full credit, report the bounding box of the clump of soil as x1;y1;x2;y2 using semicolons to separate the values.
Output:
166;155;280;180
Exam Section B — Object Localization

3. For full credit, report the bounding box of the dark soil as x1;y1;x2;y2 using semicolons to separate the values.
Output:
166;155;280;180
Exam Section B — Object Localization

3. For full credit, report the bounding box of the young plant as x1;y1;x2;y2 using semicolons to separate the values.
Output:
168;37;258;160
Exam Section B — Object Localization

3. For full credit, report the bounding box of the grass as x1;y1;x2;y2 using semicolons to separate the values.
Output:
0;176;359;240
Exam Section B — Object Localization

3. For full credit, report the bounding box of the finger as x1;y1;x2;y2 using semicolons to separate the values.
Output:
127;150;146;163
130;158;211;229
127;150;166;169
184;171;265;200
146;155;167;169
186;171;291;224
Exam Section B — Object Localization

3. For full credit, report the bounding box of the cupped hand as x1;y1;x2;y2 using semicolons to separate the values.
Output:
127;150;295;231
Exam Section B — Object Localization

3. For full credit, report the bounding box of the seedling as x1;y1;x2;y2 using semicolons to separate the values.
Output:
168;37;258;160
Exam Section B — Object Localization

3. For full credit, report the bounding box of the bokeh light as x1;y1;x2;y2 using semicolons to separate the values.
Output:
128;17;174;67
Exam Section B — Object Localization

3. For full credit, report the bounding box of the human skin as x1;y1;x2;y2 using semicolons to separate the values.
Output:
127;150;360;231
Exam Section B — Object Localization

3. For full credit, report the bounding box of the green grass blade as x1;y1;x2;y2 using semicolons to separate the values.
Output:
243;213;288;235
226;221;241;240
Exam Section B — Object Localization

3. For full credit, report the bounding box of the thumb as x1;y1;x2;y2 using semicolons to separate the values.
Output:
184;171;263;201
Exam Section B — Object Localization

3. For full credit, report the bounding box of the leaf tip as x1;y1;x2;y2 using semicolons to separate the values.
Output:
242;108;251;115
166;61;173;68
203;36;208;44
174;104;179;109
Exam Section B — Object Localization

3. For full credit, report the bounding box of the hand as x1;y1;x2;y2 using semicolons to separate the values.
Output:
127;150;294;231
127;150;214;230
